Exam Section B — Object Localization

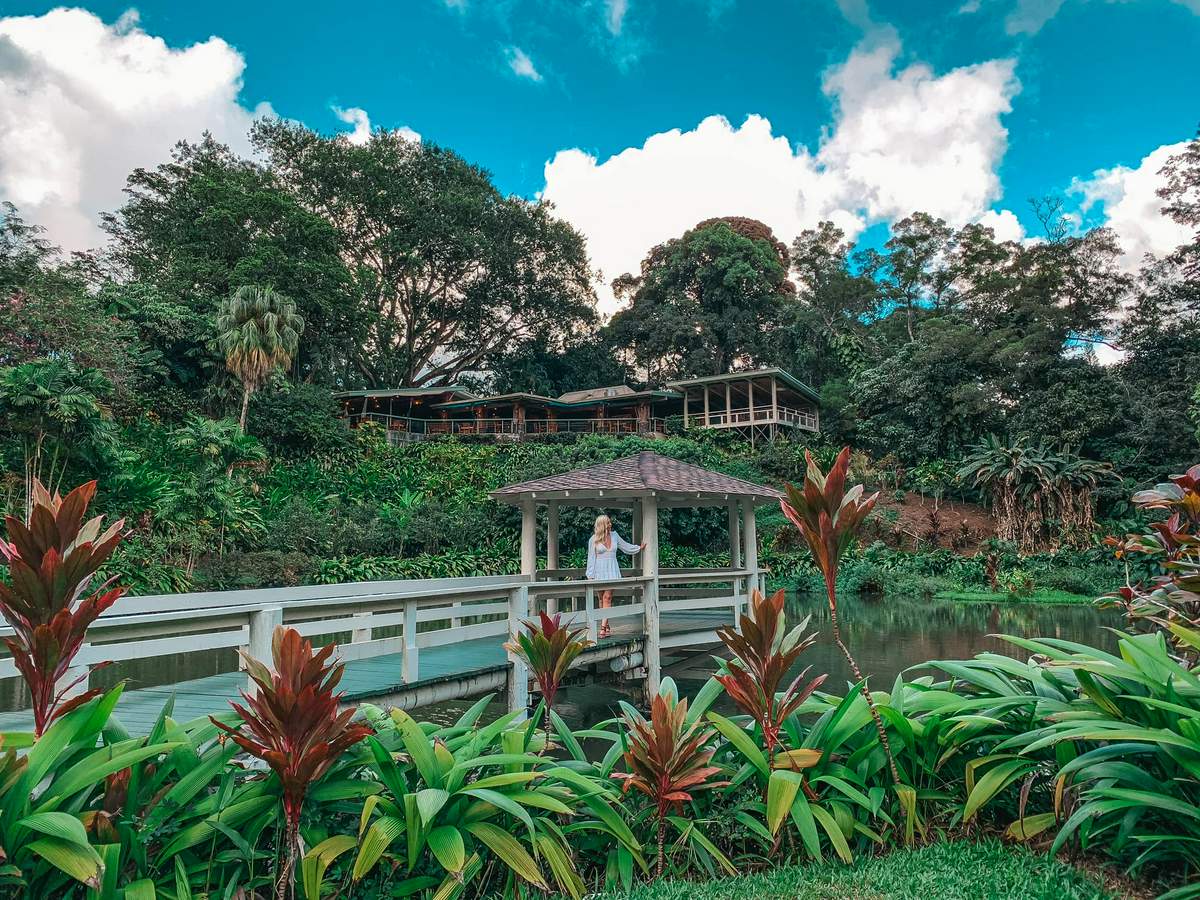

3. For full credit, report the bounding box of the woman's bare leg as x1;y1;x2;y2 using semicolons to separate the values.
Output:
599;590;612;637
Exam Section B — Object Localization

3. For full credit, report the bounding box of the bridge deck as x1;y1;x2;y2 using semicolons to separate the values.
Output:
0;610;730;734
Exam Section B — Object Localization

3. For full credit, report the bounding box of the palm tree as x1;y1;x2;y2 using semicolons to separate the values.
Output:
216;286;304;433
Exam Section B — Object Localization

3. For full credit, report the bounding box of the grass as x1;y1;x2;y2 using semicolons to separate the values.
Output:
605;839;1118;900
934;588;1096;605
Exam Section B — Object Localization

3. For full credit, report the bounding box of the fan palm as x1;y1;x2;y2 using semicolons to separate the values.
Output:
216;285;304;433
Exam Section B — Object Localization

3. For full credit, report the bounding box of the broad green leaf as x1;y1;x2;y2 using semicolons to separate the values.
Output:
427;825;466;874
28;836;102;886
707;712;769;776
353;816;406;881
766;771;803;836
464;822;546;889
302;835;357;900
17;811;90;846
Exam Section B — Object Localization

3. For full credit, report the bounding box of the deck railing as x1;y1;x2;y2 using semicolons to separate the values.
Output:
688;404;818;431
0;568;757;714
350;413;666;443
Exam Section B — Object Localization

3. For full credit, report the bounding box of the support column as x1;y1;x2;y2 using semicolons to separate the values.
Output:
545;502;559;614
727;502;742;569
520;498;537;577
682;389;689;429
703;385;710;426
631;499;643;545
402;602;419;683
641;495;661;700
741;498;759;596
545;502;559;572
507;584;530;713
246;607;283;694
725;383;732;425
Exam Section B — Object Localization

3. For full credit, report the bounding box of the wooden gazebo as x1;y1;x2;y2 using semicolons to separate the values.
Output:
490;451;782;702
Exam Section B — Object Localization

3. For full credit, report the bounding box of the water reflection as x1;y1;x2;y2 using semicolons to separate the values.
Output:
0;593;1117;723
417;592;1117;729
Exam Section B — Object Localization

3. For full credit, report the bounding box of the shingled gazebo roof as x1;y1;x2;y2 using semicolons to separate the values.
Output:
490;451;783;506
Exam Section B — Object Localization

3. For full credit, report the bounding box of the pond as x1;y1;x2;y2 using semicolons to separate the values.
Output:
0;592;1117;722
420;591;1119;729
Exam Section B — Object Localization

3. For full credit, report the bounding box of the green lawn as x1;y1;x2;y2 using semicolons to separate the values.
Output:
934;588;1096;605
606;840;1117;900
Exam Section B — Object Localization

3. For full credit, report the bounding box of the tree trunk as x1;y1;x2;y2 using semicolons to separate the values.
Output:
828;584;901;786
238;385;251;434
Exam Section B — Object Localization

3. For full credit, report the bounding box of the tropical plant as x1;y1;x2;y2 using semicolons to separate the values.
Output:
505;609;592;743
311;697;641;899
613;689;729;878
0;360;114;511
714;588;825;763
780;446;900;786
958;436;1113;551
211;626;372;900
216;284;304;432
0;479;125;736
1100;462;1200;664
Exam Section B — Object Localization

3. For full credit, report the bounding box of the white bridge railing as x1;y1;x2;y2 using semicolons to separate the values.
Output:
0;569;760;713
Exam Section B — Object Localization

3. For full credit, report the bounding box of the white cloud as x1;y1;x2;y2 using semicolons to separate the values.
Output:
542;35;1019;312
1070;141;1193;270
332;106;372;145
1005;0;1200;36
332;105;420;145
0;7;270;252
605;0;629;35
978;208;1026;241
505;46;542;82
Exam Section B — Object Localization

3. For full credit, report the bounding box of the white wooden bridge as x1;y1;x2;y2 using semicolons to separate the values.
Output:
0;452;779;732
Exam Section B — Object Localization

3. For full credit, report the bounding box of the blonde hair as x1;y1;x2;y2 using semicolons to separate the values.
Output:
592;514;612;545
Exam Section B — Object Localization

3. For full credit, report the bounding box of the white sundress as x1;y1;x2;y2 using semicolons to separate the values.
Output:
585;532;641;581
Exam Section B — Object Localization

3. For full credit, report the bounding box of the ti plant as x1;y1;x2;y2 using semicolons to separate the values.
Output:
714;588;826;764
780;446;901;786
504;610;592;743
613;691;728;879
0;479;125;736
1101;462;1200;663
212;626;372;900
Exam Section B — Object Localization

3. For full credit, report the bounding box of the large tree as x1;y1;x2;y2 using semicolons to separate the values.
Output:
101;135;358;390
250;121;598;387
609;217;792;381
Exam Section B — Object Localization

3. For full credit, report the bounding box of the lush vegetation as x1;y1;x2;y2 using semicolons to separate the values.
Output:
2;123;1199;597
0;461;1196;897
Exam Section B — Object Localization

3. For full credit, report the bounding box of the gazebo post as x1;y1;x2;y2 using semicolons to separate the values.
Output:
545;502;559;615
508;497;536;714
727;502;742;569
641;494;661;699
741;498;760;595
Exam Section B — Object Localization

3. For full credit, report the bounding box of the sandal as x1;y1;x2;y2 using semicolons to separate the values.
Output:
599;623;612;639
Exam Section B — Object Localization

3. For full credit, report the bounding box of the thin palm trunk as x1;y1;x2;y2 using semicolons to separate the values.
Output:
238;385;251;434
828;583;901;786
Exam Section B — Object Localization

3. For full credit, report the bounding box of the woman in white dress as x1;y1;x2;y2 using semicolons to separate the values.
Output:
585;514;645;638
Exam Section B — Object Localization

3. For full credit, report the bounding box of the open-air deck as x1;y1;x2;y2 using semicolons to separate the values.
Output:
336;367;821;444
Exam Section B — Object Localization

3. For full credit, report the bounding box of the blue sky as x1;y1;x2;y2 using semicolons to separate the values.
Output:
1;0;1197;308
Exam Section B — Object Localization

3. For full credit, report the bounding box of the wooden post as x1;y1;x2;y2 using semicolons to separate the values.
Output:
703;385;710;426
507;584;530;713
631;499;642;546
351;611;372;644
748;379;756;421
585;585;598;642
728;502;741;569
402;602;419;683
725;382;732;425
741;498;759;595
642;495;661;699
246;607;282;693
682;388;689;430
546;502;559;615
771;377;779;439
520;498;537;577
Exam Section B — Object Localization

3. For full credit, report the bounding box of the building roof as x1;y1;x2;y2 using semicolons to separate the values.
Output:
665;367;820;404
557;385;635;403
334;386;477;401
490;451;783;506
